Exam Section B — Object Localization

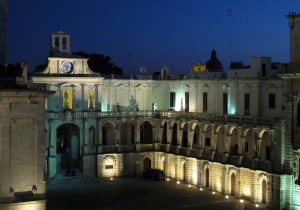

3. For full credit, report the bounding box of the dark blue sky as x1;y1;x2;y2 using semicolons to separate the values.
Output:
7;1;300;75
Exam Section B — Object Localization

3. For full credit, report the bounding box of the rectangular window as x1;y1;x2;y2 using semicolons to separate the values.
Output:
205;138;210;147
203;92;208;112
223;93;228;115
105;165;113;169
185;92;189;112
170;92;176;107
244;93;250;116
269;93;276;109
55;36;59;50
62;37;67;50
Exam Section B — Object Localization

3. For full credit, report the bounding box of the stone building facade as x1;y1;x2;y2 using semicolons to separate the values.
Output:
0;89;52;210
29;12;300;209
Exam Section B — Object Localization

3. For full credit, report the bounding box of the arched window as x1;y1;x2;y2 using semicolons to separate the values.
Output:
171;123;178;146
140;121;153;144
181;124;188;147
89;126;95;148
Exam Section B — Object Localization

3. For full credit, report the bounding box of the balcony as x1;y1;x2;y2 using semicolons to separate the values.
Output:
169;145;178;154
257;160;271;172
178;147;189;156
102;146;116;154
120;145;135;153
227;155;240;166
140;144;153;152
46;111;273;127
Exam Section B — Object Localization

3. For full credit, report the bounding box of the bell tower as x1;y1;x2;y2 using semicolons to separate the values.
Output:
288;12;300;64
50;31;71;56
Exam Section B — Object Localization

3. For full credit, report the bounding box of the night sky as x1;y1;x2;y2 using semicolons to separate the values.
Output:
6;1;300;75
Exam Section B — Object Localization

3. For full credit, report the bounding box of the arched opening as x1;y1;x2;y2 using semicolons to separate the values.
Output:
244;130;255;158
229;129;238;156
140;121;153;144
231;173;236;196
192;125;199;149
260;132;271;161
181;124;188;147
121;122;134;145
171;123;178;146
182;162;186;182
161;122;168;144
204;126;212;158
143;158;151;171
89;126;95;149
262;179;267;204
205;167;210;188
56;123;80;174
102;122;116;146
216;127;225;161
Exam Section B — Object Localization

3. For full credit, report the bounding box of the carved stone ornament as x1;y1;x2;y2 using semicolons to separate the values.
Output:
63;111;72;122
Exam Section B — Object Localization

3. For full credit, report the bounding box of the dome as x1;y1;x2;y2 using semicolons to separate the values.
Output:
206;50;223;72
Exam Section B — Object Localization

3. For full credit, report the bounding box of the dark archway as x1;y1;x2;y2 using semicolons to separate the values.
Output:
140;121;153;144
161;122;168;144
192;125;199;149
262;179;267;204
231;173;236;196
171;123;178;146
89;126;95;149
143;158;151;171
102;122;116;146
182;162;186;182
121;122;134;145
56;123;80;173
205;167;209;188
181;124;188;147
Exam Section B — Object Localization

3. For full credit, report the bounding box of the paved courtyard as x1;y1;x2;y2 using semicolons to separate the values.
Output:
46;176;268;210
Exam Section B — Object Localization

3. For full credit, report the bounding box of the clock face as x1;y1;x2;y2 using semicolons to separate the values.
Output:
61;61;74;73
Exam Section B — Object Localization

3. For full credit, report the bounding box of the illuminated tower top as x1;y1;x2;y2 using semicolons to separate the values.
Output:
50;31;71;56
287;12;300;64
0;0;6;66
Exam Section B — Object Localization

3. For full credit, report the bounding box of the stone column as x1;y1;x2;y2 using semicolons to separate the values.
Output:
97;119;103;153
47;118;57;177
135;121;141;152
96;84;102;111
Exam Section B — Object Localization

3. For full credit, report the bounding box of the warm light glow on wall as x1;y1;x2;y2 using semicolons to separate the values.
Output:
103;158;116;178
242;186;251;197
192;169;197;184
216;177;222;192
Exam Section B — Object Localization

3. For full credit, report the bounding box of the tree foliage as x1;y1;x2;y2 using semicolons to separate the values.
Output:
74;51;123;75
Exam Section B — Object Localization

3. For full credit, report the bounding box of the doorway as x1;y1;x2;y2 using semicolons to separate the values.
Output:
143;158;151;171
56;123;80;174
231;173;236;196
262;179;267;204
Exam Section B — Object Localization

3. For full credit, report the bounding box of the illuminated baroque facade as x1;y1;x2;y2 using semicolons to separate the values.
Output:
30;14;300;209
